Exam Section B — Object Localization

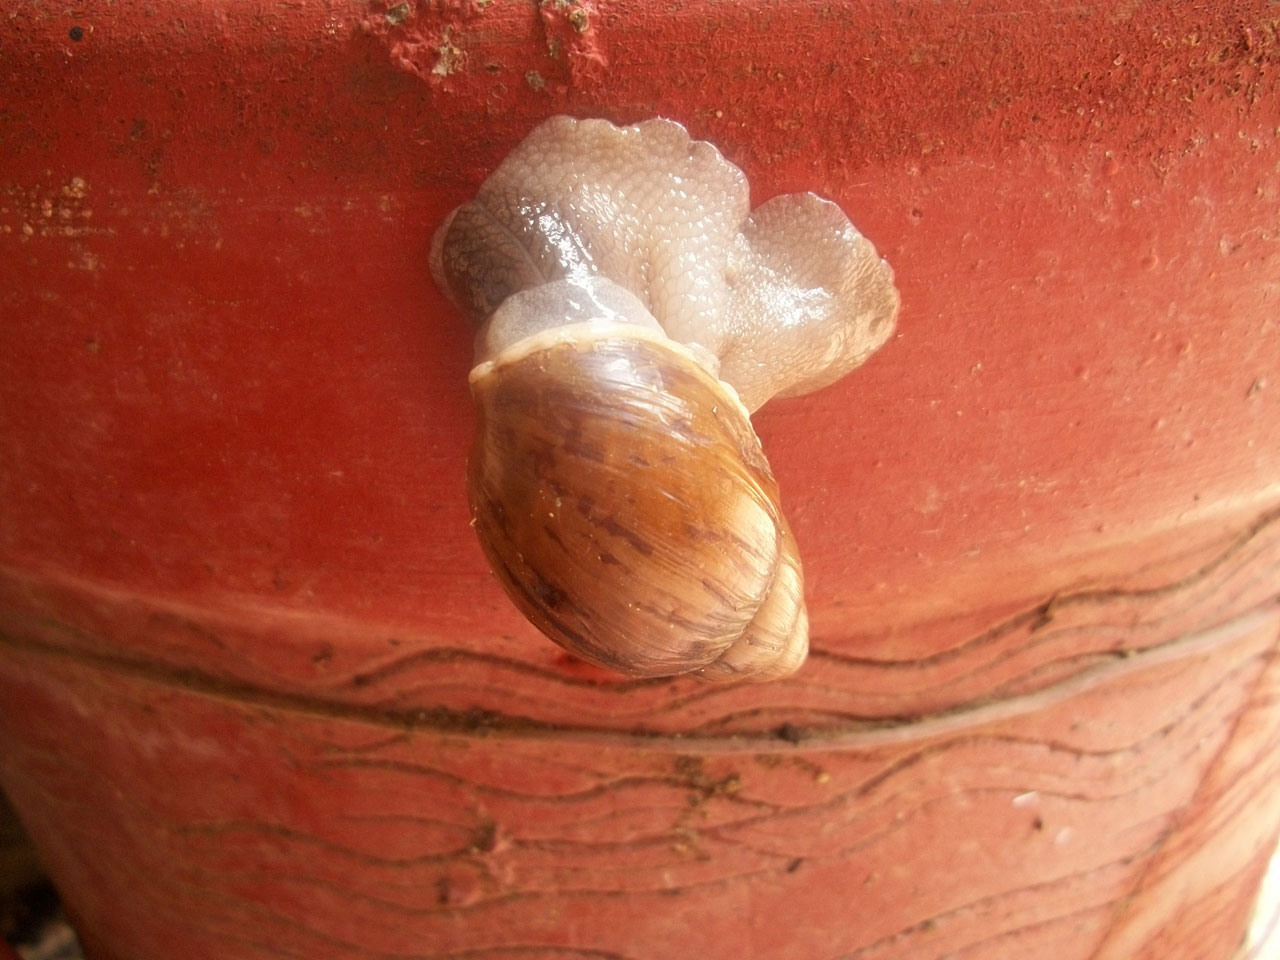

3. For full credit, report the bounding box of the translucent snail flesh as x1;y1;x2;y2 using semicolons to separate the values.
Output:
431;116;899;682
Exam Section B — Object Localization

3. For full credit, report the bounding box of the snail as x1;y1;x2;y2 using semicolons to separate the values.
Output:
431;116;899;682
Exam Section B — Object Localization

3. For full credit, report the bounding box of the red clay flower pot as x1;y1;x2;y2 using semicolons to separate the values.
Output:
2;3;1279;958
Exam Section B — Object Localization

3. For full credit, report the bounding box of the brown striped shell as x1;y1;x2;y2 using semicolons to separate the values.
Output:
467;325;807;681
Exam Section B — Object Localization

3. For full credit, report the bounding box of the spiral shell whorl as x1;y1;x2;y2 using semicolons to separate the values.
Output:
468;327;807;681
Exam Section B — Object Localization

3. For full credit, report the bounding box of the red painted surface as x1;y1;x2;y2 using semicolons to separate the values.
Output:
2;2;1279;958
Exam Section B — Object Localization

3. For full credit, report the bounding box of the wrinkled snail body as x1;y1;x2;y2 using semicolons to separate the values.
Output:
431;116;899;682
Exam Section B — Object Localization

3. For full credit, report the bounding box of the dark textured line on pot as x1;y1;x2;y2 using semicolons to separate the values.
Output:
0;603;1275;755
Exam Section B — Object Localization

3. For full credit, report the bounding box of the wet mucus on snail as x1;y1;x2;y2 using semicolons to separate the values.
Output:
431;115;899;683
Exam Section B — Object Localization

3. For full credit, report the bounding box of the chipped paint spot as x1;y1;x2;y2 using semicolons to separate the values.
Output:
361;0;486;89
432;28;465;77
538;0;608;85
384;2;411;27
361;0;608;93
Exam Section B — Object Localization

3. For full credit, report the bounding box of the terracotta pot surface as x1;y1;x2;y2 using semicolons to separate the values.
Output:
2;2;1279;958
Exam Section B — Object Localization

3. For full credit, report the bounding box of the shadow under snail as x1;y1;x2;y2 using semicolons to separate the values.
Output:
431;116;900;683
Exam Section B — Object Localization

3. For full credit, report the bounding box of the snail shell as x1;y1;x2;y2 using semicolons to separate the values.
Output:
432;117;899;682
469;318;807;682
